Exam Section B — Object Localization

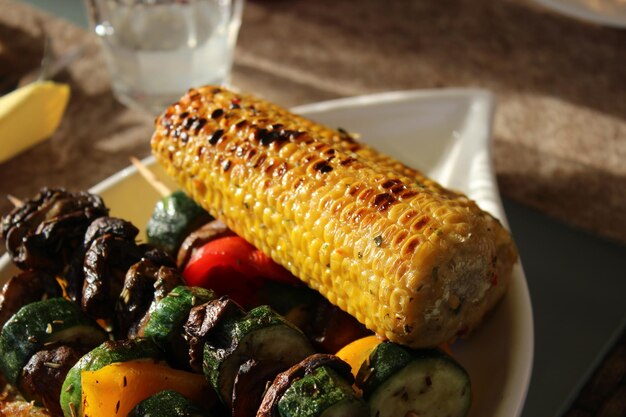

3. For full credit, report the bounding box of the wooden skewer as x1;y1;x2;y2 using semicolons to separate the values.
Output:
7;194;23;208
129;157;171;197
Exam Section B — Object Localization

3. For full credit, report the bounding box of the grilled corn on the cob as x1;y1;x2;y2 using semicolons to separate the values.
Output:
151;86;518;347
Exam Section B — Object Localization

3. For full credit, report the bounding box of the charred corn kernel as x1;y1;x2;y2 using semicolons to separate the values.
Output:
151;86;518;347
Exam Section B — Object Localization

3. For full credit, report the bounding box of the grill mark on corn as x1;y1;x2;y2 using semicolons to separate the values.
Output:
252;154;267;169
208;129;224;145
192;117;207;132
381;179;402;189
183;116;198;130
373;192;397;212
340;157;357;166
413;216;430;231
399;190;418;200
256;128;290;147
211;108;224;119
313;161;333;173
160;115;174;128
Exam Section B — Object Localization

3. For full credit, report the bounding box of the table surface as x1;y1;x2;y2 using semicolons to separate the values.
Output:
3;1;626;416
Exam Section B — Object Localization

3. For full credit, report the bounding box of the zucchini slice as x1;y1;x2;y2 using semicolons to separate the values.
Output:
59;338;162;417
146;190;213;255
277;365;369;417
142;285;215;366
356;342;471;417
0;298;107;385
127;390;211;417
203;305;315;408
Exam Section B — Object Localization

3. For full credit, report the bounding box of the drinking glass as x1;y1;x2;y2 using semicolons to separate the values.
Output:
84;0;244;115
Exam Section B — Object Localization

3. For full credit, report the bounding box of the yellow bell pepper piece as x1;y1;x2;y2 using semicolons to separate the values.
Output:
336;335;384;379
0;81;69;163
81;360;214;416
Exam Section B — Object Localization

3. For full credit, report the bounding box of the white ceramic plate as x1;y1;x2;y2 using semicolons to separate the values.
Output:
0;89;533;417
533;0;626;28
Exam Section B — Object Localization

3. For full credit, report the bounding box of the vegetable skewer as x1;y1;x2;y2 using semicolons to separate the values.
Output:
129;156;171;198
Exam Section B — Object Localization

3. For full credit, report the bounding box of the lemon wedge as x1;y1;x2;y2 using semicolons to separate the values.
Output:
0;81;70;163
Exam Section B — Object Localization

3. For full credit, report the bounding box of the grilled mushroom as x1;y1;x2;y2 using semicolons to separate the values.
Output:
0;270;62;329
82;234;145;320
232;359;288;417
183;297;245;372
83;216;139;248
116;259;183;339
20;345;86;417
0;188;108;272
63;216;140;302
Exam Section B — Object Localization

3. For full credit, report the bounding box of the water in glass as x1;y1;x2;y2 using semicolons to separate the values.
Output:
92;0;242;115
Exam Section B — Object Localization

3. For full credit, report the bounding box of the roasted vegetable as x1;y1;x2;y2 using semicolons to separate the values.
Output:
146;190;213;255
81;360;213;417
0;188;108;272
183;236;299;308
183;297;245;373
258;354;367;417
151;86;518;347
116;259;184;338
277;365;368;417
0;298;107;385
81;234;145;320
203;305;315;409
20;345;85;416
60;338;162;417
141;285;215;367
335;335;383;379
128;390;211;417
356;342;471;417
231;359;287;417
305;302;372;354
83;216;140;248
0;270;62;330
176;219;235;267
258;281;371;353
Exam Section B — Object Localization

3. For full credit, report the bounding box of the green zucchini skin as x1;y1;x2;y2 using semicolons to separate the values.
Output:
203;305;315;408
356;341;414;395
143;285;215;366
59;338;162;417
127;390;211;417
277;366;368;417
357;342;471;417
0;298;107;385
146;190;213;255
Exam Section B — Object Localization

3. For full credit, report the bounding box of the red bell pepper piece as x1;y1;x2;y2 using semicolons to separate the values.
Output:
182;236;300;308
